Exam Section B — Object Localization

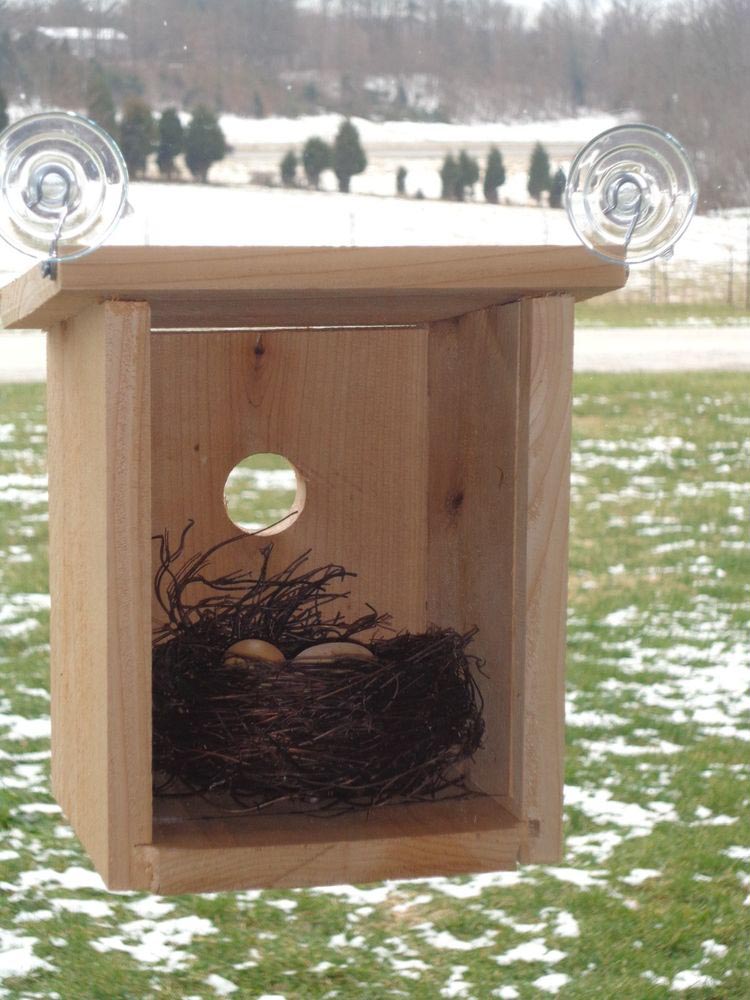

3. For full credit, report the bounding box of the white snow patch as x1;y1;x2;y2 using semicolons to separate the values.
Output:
328;932;366;949
9;593;50;612
565;830;625;864
565;785;677;838
50;898;114;919
91;916;218;972
642;971;669;986
494;939;566;966
602;606;640;627
391;893;433;913
0;929;55;981
124;898;177;920
701;939;728;958
533;973;571;995
577;736;682;760
417;925;497;951
4;866;107;895
265;899;297;913
0;715;50;741
542;867;606;888
440;965;471;998
723;846;750;862
565;708;627;728
311;883;391;905
13;910;54;923
17;803;61;815
691;807;738;827
671;970;720;991
427;871;525;897
206;973;239;995
545;910;580;938
621;868;662;886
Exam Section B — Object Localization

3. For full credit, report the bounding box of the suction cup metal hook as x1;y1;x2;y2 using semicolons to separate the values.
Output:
26;163;75;280
603;171;645;252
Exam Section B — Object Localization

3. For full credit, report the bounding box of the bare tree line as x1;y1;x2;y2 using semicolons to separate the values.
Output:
0;0;747;207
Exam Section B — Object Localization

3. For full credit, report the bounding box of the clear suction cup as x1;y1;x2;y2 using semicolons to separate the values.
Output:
0;111;128;273
565;123;698;264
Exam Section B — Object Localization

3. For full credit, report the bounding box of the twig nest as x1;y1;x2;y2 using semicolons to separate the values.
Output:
293;641;375;663
223;639;285;666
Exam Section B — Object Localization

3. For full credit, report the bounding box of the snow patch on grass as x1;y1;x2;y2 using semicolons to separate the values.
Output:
0;929;55;981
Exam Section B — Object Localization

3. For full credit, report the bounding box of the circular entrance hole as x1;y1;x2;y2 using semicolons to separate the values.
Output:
224;453;304;536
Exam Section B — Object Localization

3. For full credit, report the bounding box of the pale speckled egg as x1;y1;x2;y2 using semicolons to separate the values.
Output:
292;641;375;664
223;638;285;666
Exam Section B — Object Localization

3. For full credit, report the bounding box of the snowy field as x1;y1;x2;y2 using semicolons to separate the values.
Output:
1;376;749;996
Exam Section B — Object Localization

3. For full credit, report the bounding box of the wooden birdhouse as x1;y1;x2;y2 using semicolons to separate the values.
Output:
1;245;625;894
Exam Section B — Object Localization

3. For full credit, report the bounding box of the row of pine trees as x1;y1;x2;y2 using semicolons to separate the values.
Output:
438;143;564;207
280;121;367;193
279;133;566;207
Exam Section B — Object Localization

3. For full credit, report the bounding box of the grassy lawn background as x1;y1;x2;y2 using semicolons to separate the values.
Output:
1;375;749;999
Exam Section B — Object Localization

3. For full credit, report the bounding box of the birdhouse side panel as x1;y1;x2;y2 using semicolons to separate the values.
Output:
426;302;527;807
47;301;152;889
519;295;574;863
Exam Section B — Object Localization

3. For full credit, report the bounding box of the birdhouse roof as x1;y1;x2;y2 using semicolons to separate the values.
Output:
0;245;626;331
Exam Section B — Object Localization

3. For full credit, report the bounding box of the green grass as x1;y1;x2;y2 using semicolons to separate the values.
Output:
575;300;750;327
1;376;749;999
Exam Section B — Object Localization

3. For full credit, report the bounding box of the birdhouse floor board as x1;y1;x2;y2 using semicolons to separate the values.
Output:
142;796;523;894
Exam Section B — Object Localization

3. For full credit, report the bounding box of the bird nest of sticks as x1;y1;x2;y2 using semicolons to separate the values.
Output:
152;522;486;814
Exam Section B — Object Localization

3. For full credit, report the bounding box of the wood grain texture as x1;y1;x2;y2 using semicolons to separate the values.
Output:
426;303;527;805
144;796;523;893
2;245;627;330
517;296;574;864
151;327;430;634
47;301;152;890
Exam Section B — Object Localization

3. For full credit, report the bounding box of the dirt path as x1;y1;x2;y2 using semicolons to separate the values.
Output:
574;327;750;372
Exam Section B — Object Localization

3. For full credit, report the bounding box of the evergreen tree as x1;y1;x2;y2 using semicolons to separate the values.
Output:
332;119;367;193
0;88;8;132
440;154;459;201
457;150;479;201
549;167;566;209
157;108;184;180
86;62;118;139
280;149;298;187
528;142;552;204
185;106;227;183
302;136;331;189
119;99;154;179
396;165;407;195
483;146;506;204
